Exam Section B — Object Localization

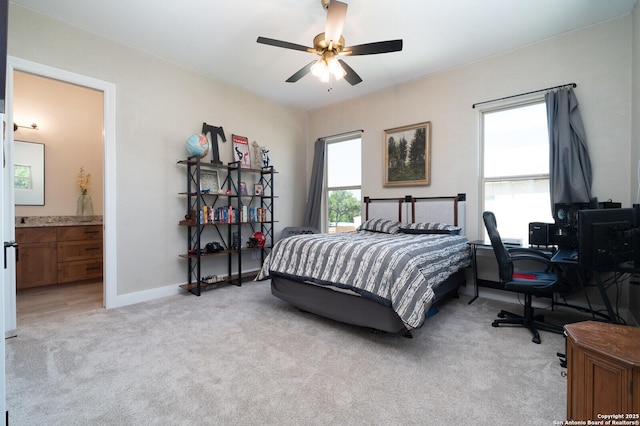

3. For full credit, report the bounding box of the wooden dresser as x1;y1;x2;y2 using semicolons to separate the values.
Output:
16;225;103;289
565;321;640;421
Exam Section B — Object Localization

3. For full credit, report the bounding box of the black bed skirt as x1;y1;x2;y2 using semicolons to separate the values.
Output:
270;269;465;333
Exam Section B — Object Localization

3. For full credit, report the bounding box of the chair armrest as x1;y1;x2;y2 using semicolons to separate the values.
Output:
510;253;554;268
510;252;558;274
508;247;552;260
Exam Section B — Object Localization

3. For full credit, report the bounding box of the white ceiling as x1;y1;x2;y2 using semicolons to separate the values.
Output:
9;0;638;111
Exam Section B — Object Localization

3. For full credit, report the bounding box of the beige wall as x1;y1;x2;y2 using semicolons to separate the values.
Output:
308;14;636;321
8;5;308;297
13;71;104;217
309;15;633;242
7;4;639;316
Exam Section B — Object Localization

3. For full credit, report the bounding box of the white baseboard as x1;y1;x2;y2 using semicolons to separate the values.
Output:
105;268;262;309
106;283;182;309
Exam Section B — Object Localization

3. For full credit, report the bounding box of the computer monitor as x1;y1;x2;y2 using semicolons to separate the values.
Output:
577;208;635;269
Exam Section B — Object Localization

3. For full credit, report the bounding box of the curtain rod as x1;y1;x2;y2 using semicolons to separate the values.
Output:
472;83;576;109
323;129;364;140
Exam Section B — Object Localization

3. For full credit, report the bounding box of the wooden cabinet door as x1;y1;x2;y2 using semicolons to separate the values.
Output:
16;242;58;288
565;321;640;421
15;228;58;289
583;351;633;419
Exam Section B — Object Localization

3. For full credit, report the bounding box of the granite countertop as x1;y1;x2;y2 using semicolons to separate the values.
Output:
15;216;103;228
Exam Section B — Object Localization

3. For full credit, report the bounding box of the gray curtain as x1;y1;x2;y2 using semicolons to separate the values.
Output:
546;87;593;211
303;138;326;230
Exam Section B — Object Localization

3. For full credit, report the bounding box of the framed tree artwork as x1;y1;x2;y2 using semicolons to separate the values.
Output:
383;121;431;186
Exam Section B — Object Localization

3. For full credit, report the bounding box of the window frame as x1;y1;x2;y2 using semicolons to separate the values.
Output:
323;131;362;233
478;94;551;242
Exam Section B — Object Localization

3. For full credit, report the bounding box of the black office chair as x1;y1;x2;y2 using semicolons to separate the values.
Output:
483;211;569;344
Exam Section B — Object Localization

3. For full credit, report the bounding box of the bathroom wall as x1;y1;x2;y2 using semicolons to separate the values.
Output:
13;71;103;217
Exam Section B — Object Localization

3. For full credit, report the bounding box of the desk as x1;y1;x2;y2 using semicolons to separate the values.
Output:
469;240;629;323
551;251;637;324
467;240;554;304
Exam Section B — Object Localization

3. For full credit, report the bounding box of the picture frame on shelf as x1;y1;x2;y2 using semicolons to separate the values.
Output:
200;170;221;194
239;181;248;195
254;183;263;196
383;121;431;187
232;134;251;168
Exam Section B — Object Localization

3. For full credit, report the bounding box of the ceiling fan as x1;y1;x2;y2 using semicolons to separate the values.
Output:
256;0;403;87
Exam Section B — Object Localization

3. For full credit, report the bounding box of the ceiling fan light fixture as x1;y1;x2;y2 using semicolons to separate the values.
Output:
311;59;328;78
327;57;345;80
310;57;345;83
257;0;401;87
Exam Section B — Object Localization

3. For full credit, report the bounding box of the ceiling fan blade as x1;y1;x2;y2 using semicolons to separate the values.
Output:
285;61;316;83
257;36;315;53
324;0;347;44
337;59;362;86
343;39;403;56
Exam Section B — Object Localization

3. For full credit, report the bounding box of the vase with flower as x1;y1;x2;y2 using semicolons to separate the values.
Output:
76;167;94;221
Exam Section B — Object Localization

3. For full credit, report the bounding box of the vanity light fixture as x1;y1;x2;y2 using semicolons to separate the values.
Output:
13;122;39;131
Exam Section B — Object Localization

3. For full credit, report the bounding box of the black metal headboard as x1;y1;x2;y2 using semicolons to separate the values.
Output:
363;193;466;232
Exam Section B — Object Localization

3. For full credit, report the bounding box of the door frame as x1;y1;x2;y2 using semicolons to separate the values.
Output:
4;56;117;335
1;111;7;424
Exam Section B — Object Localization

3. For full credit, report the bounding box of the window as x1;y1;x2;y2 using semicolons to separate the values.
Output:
482;101;553;243
14;164;33;190
325;134;362;233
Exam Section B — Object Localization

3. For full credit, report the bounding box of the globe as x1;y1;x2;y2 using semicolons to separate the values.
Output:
185;134;210;158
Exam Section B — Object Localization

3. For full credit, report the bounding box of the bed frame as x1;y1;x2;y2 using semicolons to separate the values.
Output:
270;194;467;337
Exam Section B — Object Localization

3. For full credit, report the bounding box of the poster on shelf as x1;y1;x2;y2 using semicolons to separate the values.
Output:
232;134;251;168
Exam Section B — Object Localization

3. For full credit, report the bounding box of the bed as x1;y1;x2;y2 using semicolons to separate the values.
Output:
256;195;471;336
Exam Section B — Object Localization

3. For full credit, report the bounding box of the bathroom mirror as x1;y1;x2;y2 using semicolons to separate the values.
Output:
14;140;45;205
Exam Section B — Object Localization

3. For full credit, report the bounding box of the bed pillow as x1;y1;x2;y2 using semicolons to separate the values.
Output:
357;219;403;234
400;222;461;235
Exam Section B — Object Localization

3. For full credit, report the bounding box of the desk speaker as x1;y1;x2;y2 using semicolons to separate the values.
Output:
529;222;556;246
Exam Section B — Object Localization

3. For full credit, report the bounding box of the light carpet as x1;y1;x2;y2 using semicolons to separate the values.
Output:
6;281;581;425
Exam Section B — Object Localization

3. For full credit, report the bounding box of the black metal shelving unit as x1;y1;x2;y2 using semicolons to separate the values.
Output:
177;157;276;295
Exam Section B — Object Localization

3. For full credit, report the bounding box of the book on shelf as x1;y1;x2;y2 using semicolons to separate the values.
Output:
201;205;236;223
231;134;251;168
201;204;263;224
255;207;267;222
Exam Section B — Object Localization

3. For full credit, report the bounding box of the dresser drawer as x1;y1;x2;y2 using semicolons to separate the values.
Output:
58;259;103;283
57;240;103;262
57;225;102;242
16;227;57;244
